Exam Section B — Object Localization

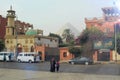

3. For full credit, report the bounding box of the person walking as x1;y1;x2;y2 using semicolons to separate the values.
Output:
8;53;12;61
55;60;60;72
50;57;56;72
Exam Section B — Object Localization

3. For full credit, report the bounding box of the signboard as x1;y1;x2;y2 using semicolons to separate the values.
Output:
94;39;114;49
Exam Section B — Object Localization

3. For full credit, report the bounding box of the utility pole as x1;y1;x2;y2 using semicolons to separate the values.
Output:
114;23;117;62
15;15;18;58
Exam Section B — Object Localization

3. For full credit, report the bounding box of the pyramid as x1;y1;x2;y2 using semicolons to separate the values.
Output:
56;23;80;38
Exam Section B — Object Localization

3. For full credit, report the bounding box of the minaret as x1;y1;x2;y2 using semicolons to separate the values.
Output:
6;6;16;35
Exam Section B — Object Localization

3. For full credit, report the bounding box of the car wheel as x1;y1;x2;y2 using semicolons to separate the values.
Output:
71;62;74;65
29;60;32;63
85;62;89;65
18;59;21;63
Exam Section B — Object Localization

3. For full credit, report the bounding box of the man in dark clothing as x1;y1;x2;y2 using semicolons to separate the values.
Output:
50;57;56;72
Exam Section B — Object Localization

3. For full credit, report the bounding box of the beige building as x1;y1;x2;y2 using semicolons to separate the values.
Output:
5;7;58;57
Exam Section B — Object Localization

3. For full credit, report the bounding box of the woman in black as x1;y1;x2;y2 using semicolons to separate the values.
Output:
50;57;56;72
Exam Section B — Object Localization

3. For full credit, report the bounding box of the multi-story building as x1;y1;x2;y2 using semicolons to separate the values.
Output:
0;15;7;40
0;11;33;40
5;6;59;61
85;7;120;62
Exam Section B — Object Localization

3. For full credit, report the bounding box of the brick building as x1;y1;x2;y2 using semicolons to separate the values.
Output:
0;15;7;40
5;6;59;61
85;7;120;61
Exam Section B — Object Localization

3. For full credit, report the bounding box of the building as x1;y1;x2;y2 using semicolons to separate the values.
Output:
59;47;74;62
85;7;120;62
0;11;33;40
5;6;59;61
0;15;7;40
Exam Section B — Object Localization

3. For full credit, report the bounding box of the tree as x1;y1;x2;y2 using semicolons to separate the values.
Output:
62;29;75;44
69;46;82;57
76;27;105;58
0;39;5;51
116;33;120;54
48;33;63;44
76;27;104;45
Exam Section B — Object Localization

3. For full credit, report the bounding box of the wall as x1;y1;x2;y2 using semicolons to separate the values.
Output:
112;51;120;61
0;15;7;39
59;47;74;62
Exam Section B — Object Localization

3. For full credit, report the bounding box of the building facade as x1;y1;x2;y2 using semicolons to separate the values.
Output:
4;7;59;61
0;10;33;40
85;7;120;61
0;15;7;40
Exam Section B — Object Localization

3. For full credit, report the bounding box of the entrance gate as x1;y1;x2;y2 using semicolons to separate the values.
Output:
97;49;110;61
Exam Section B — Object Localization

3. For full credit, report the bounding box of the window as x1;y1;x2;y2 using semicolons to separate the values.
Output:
19;54;22;56
30;40;33;43
25;39;28;44
63;52;67;57
24;54;27;56
7;28;9;33
6;40;9;44
0;53;3;55
38;37;41;40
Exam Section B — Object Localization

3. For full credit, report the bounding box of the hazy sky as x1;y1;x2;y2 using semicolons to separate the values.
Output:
0;0;116;35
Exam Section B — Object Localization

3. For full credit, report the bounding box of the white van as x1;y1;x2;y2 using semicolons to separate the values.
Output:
0;52;15;61
17;52;40;63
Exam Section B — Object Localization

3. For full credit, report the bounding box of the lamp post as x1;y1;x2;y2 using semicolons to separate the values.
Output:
113;0;120;62
15;15;18;58
114;23;117;62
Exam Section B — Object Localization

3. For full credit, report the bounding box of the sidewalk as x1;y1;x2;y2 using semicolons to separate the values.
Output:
94;61;120;64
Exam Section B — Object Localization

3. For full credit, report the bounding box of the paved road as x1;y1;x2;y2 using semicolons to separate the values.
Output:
0;62;120;80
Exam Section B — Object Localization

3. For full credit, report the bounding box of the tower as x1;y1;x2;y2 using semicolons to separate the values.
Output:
6;6;16;35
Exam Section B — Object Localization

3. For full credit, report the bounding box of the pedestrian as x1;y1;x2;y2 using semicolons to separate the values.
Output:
8;53;12;61
34;55;36;62
3;54;6;61
50;57;56;72
55;60;60;72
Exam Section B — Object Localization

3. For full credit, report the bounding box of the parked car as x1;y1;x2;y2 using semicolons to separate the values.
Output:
17;52;40;63
68;57;93;65
0;52;15;61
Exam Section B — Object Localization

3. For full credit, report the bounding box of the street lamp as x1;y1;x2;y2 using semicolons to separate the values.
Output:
113;0;120;62
114;23;117;62
15;15;18;58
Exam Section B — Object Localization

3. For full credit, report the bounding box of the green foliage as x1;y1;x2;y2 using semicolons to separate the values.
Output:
79;30;89;45
113;33;120;54
68;46;82;57
77;27;104;45
62;29;75;44
0;39;5;51
48;33;63;44
76;27;105;58
117;38;120;54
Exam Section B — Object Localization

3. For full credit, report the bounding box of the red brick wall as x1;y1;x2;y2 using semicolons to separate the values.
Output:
59;47;74;61
0;15;7;39
35;46;45;61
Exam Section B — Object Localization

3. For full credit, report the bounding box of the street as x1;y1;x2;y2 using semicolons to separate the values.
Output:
0;62;120;80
